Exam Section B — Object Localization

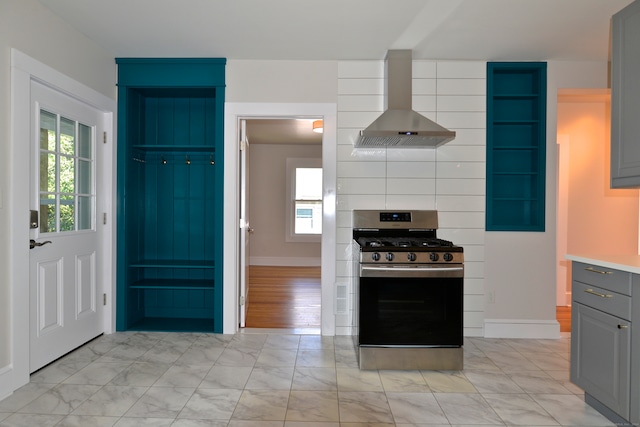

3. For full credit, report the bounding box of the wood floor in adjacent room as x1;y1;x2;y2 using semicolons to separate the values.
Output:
557;305;571;333
245;265;321;329
245;266;572;333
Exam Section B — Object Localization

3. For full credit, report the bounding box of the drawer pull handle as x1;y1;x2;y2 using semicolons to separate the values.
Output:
618;324;629;329
584;266;612;275
584;288;612;298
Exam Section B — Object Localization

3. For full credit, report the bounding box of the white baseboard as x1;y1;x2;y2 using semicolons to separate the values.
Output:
249;257;321;267
484;319;561;339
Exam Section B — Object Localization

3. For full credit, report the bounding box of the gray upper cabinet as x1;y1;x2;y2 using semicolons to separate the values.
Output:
611;0;640;188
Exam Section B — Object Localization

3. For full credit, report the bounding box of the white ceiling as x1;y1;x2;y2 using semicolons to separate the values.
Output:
36;0;634;144
37;0;632;61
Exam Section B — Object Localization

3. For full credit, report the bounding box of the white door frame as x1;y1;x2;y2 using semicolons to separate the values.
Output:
3;49;115;398
223;103;337;335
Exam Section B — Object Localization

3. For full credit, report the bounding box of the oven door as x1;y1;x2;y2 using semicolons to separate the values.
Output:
358;265;463;347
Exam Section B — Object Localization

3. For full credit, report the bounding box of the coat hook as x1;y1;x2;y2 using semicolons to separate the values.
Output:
210;155;215;165
161;156;167;165
185;155;191;165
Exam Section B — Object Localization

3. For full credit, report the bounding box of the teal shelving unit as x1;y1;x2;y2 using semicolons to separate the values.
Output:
486;62;547;231
116;59;225;333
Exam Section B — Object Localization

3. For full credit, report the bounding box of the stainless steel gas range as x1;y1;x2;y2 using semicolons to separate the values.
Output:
352;210;464;370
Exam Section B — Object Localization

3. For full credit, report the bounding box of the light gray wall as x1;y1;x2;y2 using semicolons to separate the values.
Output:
248;143;322;265
0;0;115;380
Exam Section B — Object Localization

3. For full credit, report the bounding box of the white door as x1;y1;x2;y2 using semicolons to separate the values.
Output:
29;81;104;371
239;119;251;327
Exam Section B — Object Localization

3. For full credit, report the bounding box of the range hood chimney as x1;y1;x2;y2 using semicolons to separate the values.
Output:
354;50;456;148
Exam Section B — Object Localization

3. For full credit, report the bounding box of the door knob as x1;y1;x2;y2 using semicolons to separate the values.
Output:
30;239;52;249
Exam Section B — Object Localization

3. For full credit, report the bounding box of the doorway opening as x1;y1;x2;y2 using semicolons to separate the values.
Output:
556;89;639;332
242;118;323;331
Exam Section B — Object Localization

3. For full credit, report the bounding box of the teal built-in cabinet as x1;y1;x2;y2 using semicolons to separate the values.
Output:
115;58;225;333
486;62;547;231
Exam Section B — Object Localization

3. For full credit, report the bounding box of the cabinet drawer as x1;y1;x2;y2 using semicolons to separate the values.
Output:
573;281;632;321
572;262;632;296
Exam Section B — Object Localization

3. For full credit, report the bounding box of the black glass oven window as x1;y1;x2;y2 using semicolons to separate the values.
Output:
358;276;463;346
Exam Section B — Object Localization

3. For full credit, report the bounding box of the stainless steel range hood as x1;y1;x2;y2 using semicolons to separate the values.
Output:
355;50;456;148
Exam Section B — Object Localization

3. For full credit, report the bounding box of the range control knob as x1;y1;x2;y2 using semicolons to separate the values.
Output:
407;252;417;262
371;252;381;262
443;253;454;262
429;252;439;262
385;252;394;261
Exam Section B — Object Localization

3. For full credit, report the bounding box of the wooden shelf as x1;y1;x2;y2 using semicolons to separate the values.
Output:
130;260;215;269
129;279;214;290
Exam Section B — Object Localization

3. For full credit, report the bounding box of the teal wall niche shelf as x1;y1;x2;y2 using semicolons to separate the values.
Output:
116;58;225;333
486;62;547;231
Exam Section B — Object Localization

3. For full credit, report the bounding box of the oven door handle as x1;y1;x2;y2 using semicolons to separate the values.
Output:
360;265;464;278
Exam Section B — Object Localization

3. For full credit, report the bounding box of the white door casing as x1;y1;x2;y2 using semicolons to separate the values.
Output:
239;119;250;327
29;81;105;371
222;103;337;335
4;49;115;398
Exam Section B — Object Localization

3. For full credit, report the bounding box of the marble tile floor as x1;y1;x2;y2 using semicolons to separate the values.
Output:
0;330;616;426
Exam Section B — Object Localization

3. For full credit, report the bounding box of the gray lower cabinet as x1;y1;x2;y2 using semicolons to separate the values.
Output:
611;0;640;188
570;261;636;425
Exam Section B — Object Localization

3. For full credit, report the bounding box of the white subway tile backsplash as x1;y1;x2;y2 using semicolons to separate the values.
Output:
336;227;353;244
337;161;386;178
437;228;485;245
437;95;486;112
336;59;487;337
437;61;486;79
436;195;485;211
463;260;490;279
386;161;436;178
385;194;436;210
461;245;485;262
338;61;383;78
436;178;485;196
437;145;485;162
438;78;486;96
413;78;437;95
386;148;436;162
338;178;387;194
438;211;485;229
464;294;485;312
338;78;384;95
383;195;437;210
386;178;436;195
438;111;486;129
464;311;485;330
413;61;437;78
443;128;486;146
338;111;383;129
436;161;485;179
338;145;387;162
337;194;386;211
338;94;383;112
463;278;485;295
412;95;436;112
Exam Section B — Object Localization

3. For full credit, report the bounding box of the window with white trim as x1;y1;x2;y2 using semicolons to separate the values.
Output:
286;158;322;242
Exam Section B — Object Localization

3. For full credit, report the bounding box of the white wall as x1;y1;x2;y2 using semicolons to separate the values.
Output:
249;143;322;265
0;0;116;400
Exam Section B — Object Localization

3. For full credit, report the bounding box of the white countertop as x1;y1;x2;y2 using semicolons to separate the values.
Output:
566;253;640;274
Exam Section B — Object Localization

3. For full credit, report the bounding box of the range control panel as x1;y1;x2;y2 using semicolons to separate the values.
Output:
379;212;411;222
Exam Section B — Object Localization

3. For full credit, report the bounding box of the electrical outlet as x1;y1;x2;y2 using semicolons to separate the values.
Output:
487;291;495;304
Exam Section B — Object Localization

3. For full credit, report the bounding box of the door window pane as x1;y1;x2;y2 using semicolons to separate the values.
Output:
39;109;95;234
